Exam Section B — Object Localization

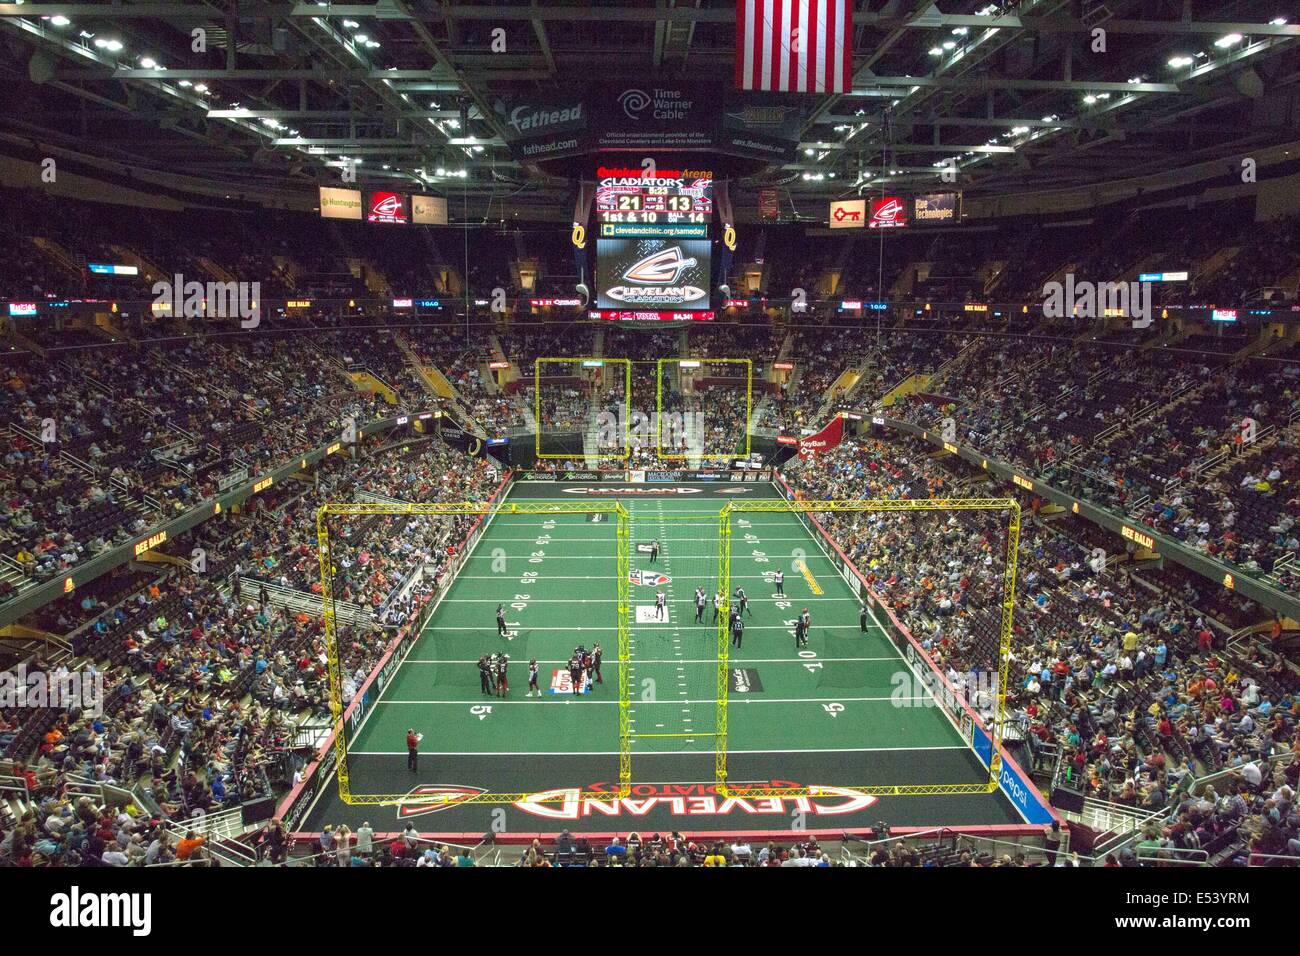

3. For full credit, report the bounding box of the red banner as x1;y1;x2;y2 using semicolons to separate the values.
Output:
798;415;844;458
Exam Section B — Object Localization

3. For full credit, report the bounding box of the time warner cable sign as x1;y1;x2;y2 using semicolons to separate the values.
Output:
492;85;805;162
596;238;712;309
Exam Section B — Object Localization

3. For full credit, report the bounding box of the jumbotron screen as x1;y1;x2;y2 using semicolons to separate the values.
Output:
595;238;711;310
595;166;712;238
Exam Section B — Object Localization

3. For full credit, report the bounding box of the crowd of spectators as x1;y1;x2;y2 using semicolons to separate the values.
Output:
891;328;1300;592
780;431;1298;865
0;426;496;866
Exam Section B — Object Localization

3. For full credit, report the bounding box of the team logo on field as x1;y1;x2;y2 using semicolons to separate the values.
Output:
397;785;487;819
729;668;764;693
549;669;592;695
560;487;702;495
630;569;671;587
513;781;878;820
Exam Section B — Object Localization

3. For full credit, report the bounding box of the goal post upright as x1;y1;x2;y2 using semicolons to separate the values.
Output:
655;357;753;461
315;499;632;807
715;496;1020;800
533;356;632;462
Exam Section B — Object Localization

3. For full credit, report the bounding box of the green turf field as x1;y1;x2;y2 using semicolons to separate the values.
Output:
310;480;1019;837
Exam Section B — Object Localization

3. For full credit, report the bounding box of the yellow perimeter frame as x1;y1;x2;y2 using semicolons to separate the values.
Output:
533;356;632;461
715;497;1019;799
656;357;752;461
316;500;632;807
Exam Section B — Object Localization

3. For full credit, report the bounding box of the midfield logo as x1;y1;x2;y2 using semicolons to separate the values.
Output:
630;569;672;587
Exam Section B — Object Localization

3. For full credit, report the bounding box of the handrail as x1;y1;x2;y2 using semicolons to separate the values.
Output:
1135;845;1208;866
286;833;487;867
1246;851;1300;866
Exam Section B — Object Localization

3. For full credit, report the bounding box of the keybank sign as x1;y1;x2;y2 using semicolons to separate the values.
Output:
970;724;1055;824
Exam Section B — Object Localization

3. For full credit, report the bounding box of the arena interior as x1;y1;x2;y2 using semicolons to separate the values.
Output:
0;1;1298;896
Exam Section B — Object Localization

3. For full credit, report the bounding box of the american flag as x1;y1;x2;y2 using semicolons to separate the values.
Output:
735;0;854;94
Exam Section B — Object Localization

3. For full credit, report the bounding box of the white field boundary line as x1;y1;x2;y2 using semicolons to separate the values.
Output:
399;656;901;664
372;694;935;706
351;745;968;756
409;624;874;632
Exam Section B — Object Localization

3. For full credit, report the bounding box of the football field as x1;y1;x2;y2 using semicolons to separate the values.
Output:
301;480;1026;839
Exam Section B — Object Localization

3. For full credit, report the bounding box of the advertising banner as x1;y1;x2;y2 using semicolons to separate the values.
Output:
367;191;408;224
913;192;960;224
412;195;448;225
829;199;865;228
319;186;363;220
798;415;845;457
868;196;907;229
492;85;805;163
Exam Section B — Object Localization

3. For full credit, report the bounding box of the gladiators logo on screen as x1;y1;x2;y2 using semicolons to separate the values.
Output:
868;196;907;229
597;238;711;309
367;191;408;224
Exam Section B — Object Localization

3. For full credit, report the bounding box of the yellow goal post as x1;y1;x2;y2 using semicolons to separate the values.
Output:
315;500;632;807
714;496;1019;799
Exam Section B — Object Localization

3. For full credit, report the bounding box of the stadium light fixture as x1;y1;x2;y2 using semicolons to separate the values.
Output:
139;57;156;69
1214;34;1243;48
355;34;368;43
194;83;209;93
342;19;359;28
1271;18;1288;26
49;15;70;26
1083;94;1097;104
942;40;956;50
929;47;943;55
1167;56;1194;68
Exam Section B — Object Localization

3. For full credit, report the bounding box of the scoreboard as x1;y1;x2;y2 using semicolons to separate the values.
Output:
596;166;712;238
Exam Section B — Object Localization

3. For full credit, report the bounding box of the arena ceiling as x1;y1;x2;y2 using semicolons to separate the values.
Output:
1;1;1298;219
